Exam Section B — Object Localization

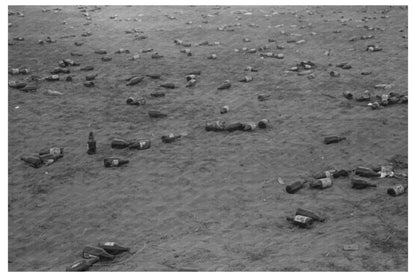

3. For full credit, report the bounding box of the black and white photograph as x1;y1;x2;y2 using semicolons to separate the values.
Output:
6;1;410;272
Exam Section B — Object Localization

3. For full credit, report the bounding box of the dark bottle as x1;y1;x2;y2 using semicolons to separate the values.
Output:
146;74;161;79
206;121;226;132
286;215;313;228
351;177;377;189
258;119;269;129
126;76;144;86
94;49;107;54
286;180;306;194
111;139;130;149
129;139;151;150
80;65;94;71
82;245;115;260
324;136;346;144
20;85;37;92
104;158;129;167
87;132;96;154
355;166;380;178
225;122;244;132
295;208;326;222
148;110;167;118
160;83;176;89
97;242;131;255
387;184;408;196
309;177;333;189
161;134;181;143
66;256;99;272
9;81;27;89
313;169;349;179
21;155;43;168
150;92;165;97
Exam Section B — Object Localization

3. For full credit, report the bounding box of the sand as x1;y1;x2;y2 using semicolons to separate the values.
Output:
8;5;407;271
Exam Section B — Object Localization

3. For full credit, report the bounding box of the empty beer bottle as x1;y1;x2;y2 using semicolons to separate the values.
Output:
87;132;96;154
20;155;43;168
39;147;64;157
126;76;144;86
82;245;115;260
355;166;380;178
372;165;394;178
161;134;181;143
295;208;326;222
126;97;146;106
239;76;253;82
286;180;306;194
387;184;408;196
309;177;333;189
129;139;151;150
286;215;313;228
97;242;131;255
313;169;349;179
206;121;226;131
351;177;377;189
217;80;231;90
160;83;176;89
111;139;130;149
104;158;129;167
66;256;99;271
324;136;346;144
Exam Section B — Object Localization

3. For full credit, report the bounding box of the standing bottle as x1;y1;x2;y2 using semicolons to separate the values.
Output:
97;242;131;255
286;215;314;228
355;166;380;178
104;158;129;167
286;180;306;194
309;177;333;189
87;132;96;155
387;184;408;196
351;177;377;189
66;256;99;271
129;139;151;149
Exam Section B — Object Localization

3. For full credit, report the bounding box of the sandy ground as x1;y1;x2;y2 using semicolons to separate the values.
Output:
8;5;407;271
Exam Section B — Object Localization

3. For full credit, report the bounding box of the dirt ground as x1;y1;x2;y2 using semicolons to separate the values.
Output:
8;5;408;271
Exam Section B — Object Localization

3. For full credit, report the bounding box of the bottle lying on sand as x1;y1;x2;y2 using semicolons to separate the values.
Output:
148;110;167;118
355;90;371;102
66;256;99;272
82;246;115;260
286;180;306;194
351;177;377;189
286;215;313;228
354;166;380;178
206;120;226;131
387;184;408;197
217;80;231;90
9;81;27;89
295;208;326;222
126;97;146;106
129;139;151;150
324;136;346;144
111;139;130;149
309;177;333;189
239;76;253;82
45;75;60;81
97;242;131;255
21;155;43;168
104;158;129;167
372;165;394;178
312;169;349;179
126;76;144;86
160;83;176;89
186;79;196;87
39;147;64;157
87;132;96;155
258;119;269;129
161;133;181;143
